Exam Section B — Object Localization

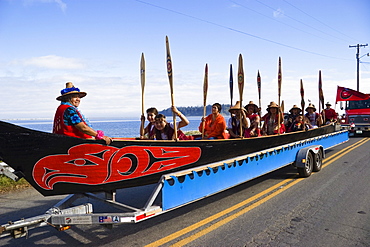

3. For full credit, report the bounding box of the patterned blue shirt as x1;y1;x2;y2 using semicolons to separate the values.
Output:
61;102;92;127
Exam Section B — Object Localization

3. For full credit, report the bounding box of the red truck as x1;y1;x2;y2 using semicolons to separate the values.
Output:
340;98;370;136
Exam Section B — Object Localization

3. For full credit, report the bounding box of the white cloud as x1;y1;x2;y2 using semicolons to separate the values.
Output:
273;8;284;18
12;55;86;70
23;0;67;12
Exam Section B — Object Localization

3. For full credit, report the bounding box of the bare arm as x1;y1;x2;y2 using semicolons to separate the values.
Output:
172;106;189;128
75;122;112;144
140;114;146;137
240;111;250;128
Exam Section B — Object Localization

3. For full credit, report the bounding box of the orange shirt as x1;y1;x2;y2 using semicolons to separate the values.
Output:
198;114;226;139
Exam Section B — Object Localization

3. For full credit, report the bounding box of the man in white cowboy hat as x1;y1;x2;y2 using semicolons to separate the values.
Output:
227;101;250;138
322;102;338;124
304;103;323;128
53;82;112;144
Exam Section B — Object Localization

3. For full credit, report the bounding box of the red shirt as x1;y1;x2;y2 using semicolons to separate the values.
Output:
323;108;337;121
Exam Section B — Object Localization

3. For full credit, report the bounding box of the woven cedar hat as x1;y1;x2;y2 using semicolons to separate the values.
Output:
245;101;259;113
266;101;280;111
56;82;87;101
289;105;302;113
229;101;246;112
305;103;316;112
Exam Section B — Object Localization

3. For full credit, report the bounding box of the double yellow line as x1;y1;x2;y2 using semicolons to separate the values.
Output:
146;138;369;247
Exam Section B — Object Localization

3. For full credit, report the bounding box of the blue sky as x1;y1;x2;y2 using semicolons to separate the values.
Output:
0;0;369;119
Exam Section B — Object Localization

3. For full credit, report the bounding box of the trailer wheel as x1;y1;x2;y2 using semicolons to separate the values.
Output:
313;150;323;172
297;152;313;177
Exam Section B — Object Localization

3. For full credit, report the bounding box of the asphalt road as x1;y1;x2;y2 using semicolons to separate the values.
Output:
0;137;369;246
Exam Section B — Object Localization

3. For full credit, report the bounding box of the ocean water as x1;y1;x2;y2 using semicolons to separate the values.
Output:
5;116;221;138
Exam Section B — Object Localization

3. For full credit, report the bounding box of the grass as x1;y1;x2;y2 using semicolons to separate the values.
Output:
0;160;31;193
0;175;30;193
185;130;201;135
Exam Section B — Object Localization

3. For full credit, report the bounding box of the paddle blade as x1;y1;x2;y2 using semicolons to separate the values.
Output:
140;53;145;115
141;53;145;90
278;57;282;98
257;70;261;100
238;54;244;103
229;64;233;107
203;63;208;107
166;36;174;95
318;70;324;110
300;79;305;112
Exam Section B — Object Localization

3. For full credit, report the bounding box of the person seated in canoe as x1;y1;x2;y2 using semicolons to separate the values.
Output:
261;101;285;135
227;101;250;139
199;103;227;139
321;102;338;125
285;105;302;131
149;106;190;140
53;82;112;144
287;115;308;132
140;107;158;139
244;101;261;137
304;103;323;128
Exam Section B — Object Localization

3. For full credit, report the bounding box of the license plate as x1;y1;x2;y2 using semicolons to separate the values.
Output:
356;130;363;134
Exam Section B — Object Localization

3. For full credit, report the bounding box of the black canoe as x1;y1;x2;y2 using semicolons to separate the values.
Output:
0;120;336;196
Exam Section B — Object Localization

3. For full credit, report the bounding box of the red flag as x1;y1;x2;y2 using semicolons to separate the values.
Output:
336;86;370;103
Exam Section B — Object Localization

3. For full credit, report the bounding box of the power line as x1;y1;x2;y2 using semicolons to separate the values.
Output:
135;0;351;61
253;0;352;44
230;0;337;44
282;0;357;43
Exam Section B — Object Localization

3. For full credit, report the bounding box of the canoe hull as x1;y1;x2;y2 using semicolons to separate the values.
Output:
0;120;335;196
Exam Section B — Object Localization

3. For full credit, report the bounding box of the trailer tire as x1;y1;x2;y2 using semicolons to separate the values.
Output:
297;152;313;177
313;150;323;172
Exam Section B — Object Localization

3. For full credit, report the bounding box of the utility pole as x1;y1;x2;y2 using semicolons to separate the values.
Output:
349;43;368;91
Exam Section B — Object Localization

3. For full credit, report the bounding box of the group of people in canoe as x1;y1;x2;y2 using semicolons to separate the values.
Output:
53;82;338;144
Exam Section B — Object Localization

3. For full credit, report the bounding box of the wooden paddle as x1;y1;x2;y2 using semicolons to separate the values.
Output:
300;79;305;113
229;64;233;107
277;57;282;135
202;64;208;138
257;70;262;127
238;54;244;138
318;70;325;124
140;53;145;137
165;36;178;140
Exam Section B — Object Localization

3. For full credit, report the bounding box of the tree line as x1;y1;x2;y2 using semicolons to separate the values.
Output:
158;104;232;116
